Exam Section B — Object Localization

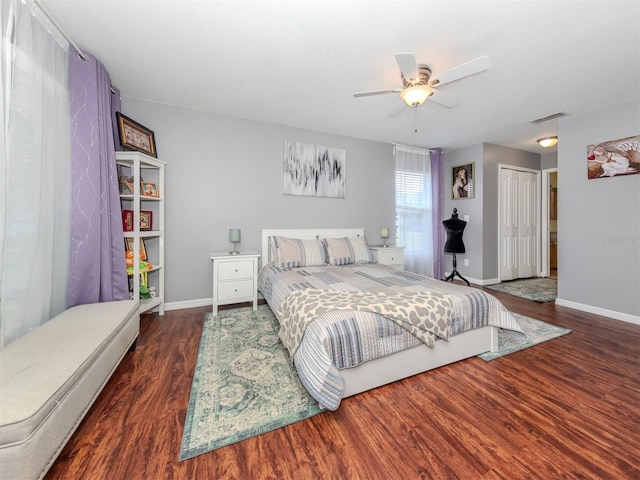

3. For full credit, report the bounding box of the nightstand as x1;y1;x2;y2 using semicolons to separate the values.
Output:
369;245;405;270
211;252;260;316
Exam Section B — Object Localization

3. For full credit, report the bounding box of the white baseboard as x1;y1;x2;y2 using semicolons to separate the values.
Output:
442;273;499;286
555;298;640;325
165;298;212;311
165;294;639;326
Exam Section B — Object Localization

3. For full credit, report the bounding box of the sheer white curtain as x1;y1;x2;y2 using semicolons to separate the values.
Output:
394;144;434;276
1;0;71;346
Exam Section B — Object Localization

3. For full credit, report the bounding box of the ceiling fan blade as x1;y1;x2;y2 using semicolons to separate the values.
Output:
388;101;407;117
428;89;460;108
394;52;418;80
430;55;491;87
353;89;401;98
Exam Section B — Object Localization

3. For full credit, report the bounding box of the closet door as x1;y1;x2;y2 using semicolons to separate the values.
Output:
499;167;539;281
518;171;537;278
500;168;518;281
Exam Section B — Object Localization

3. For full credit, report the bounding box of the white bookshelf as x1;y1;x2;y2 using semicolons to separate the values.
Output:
116;151;165;315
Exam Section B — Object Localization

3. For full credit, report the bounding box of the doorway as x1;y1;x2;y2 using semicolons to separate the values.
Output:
498;165;541;281
541;168;558;278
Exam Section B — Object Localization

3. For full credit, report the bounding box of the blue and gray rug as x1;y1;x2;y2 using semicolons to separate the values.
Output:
179;305;324;461
478;312;571;361
486;277;557;302
180;304;570;460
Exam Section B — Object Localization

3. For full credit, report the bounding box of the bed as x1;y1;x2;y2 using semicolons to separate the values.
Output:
258;228;521;410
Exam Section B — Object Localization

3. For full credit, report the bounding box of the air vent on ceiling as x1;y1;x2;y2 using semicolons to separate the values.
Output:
530;112;568;124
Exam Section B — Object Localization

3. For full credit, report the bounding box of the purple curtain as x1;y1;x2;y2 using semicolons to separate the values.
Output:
430;148;445;279
68;49;128;307
111;86;123;151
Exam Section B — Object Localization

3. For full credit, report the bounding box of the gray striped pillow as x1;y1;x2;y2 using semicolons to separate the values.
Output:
274;236;327;268
323;236;372;266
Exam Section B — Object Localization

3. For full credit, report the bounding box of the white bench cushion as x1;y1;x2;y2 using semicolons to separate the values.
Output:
0;300;139;479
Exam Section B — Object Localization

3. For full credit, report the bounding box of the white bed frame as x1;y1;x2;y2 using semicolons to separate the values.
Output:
261;228;499;398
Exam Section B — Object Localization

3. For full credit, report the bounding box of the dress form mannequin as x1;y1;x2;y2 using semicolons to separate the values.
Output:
442;208;470;286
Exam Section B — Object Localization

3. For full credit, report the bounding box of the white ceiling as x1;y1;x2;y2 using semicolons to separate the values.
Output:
42;0;640;154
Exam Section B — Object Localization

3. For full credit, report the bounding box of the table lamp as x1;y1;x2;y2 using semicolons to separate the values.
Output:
229;228;241;255
380;227;390;248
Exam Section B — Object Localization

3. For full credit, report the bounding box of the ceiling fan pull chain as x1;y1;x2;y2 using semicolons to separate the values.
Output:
414;107;418;133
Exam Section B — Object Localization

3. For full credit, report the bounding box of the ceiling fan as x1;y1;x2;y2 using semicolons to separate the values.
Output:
354;53;491;117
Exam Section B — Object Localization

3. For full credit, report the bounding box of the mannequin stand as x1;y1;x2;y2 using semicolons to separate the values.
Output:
444;253;470;286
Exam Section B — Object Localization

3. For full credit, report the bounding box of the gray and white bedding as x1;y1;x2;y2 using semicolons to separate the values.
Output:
257;262;521;410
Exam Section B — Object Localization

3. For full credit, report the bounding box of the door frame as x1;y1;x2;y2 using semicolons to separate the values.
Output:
540;167;558;277
497;164;542;281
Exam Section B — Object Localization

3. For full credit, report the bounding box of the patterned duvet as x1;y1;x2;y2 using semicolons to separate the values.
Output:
257;262;521;410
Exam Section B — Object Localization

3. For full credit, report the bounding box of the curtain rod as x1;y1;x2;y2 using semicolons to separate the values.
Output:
392;143;438;153
33;0;87;60
32;0;116;94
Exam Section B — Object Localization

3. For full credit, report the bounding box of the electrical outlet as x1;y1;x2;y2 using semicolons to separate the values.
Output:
464;259;470;266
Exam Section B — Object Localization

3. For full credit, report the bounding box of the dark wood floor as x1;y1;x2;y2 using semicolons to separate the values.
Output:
45;286;640;480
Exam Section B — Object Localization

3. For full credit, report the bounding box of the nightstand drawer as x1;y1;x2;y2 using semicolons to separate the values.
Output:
218;260;254;280
375;250;402;265
217;279;255;301
211;252;260;316
370;246;405;270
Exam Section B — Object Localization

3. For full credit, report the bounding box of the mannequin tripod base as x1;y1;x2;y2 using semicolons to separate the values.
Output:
443;253;470;286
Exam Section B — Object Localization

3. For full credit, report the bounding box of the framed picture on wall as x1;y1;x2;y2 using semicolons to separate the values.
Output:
586;135;640;179
116;112;157;158
452;163;474;199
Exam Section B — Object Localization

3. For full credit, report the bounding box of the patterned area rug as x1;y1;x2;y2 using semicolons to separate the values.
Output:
478;312;571;361
486;277;557;302
179;305;324;461
180;305;570;459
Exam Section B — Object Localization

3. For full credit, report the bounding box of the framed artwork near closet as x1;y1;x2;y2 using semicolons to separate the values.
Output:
452;163;474;199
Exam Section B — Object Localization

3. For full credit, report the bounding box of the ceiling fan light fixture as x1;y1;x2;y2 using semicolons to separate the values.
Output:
537;136;558;148
400;85;431;107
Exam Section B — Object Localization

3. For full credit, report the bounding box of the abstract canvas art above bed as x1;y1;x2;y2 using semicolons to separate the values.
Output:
283;140;346;198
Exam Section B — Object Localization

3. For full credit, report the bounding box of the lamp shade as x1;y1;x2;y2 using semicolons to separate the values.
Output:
400;85;431;107
537;136;558;148
229;228;241;243
380;227;390;238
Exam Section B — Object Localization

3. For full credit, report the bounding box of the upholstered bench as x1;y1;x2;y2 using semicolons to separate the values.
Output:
0;300;139;480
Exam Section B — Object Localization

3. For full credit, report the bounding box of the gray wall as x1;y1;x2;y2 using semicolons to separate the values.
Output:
482;144;540;279
557;99;640;318
443;143;540;281
541;151;558;170
122;99;395;306
443;144;484;279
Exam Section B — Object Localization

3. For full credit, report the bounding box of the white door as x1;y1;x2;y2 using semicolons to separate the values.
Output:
500;168;518;280
499;167;539;281
518;171;537;278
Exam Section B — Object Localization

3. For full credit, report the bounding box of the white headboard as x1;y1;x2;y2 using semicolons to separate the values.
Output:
261;228;366;263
